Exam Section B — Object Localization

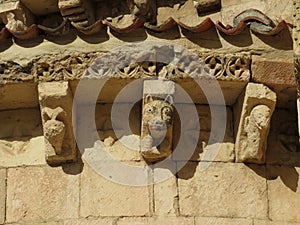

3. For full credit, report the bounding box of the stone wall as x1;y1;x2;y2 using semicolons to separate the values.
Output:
0;0;299;225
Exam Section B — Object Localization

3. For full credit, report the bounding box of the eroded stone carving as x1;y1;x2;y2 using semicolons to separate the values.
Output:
38;81;76;164
42;107;66;156
131;0;157;23
141;80;175;162
158;53;250;81
242;105;272;162
58;0;95;30
0;51;249;83
234;83;276;163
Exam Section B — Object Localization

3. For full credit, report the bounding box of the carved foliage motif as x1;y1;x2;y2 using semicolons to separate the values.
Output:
158;53;250;80
0;51;250;83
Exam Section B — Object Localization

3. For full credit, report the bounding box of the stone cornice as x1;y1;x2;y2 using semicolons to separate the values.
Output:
0;0;291;43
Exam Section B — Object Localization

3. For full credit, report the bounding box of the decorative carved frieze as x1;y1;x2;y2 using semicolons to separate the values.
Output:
158;53;250;81
234;83;276;164
0;51;250;83
38;81;77;164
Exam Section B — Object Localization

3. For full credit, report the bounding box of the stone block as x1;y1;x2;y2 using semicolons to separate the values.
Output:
266;109;300;166
80;163;150;217
0;136;46;167
252;56;295;87
64;218;114;225
173;105;234;162
0;169;6;225
38;81;76;164
195;217;252;225
268;166;300;222
234;83;276;163
117;217;194;225
178;162;268;218
6;165;80;223
254;220;300;225
0;108;42;139
10;222;63;225
0;83;39;110
153;164;178;215
21;0;59;15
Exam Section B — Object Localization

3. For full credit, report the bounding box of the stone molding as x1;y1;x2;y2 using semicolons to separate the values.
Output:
0;0;291;42
0;51;250;83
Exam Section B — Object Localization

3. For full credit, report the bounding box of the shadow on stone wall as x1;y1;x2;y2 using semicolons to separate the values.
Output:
247;164;299;192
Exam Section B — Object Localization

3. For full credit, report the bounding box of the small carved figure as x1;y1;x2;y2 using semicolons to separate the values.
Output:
42;107;66;156
243;105;271;161
141;94;173;159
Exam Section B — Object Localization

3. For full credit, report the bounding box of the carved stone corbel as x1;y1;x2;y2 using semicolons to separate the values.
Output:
141;80;175;162
234;83;276;163
38;81;77;165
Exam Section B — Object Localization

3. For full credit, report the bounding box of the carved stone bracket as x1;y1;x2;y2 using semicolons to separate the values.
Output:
141;80;175;162
38;81;77;164
234;83;276;163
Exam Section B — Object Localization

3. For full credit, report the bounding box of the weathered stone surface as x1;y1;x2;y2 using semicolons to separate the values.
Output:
234;83;276;163
117;217;194;225
254;220;300;225
0;83;39;110
268;166;300;222
0;136;46;167
117;217;148;225
0;108;42;139
10;222;63;225
80;163;150;217
64;218;114;225
252;56;295;87
38;81;76;164
6;165;80;223
173;105;234;162
153;165;178;215
195;217;252;225
0;169;6;225
21;0;59;15
266;109;300;166
178;162;268;218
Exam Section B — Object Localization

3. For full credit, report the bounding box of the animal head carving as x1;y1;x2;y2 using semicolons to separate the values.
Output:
143;95;173;139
